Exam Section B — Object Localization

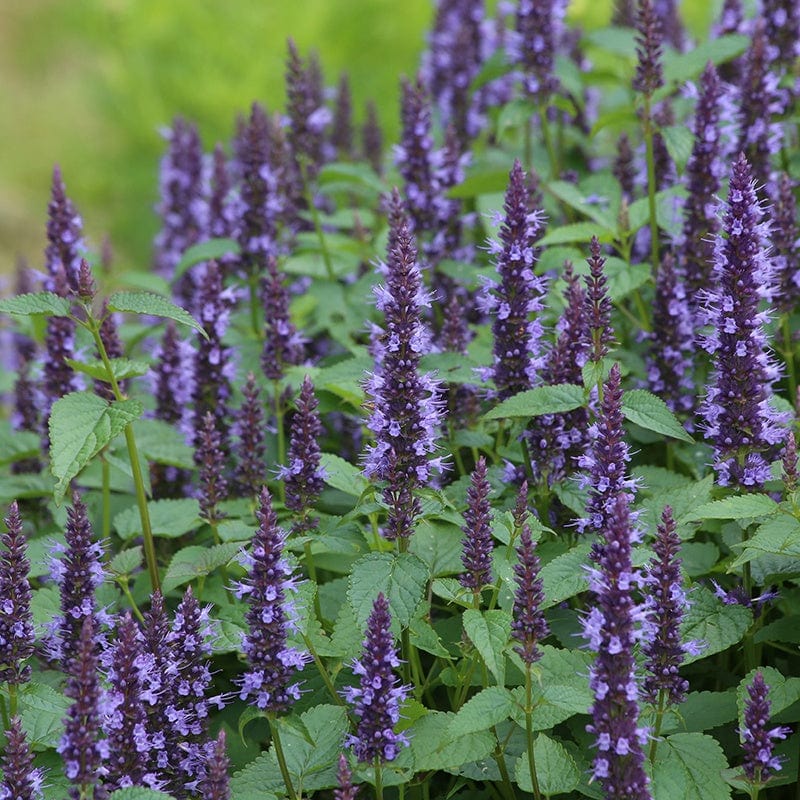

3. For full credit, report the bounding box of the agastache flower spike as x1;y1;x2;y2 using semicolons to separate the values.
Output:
772;173;800;314
261;256;305;381
343;593;410;763
515;0;564;103
584;236;615;364
783;431;798;493
613;133;636;201
200;730;230;800
334;754;358;800
238;488;309;712
632;0;664;96
0;502;35;685
196;411;228;526
763;0;800;69
740;672;791;785
207;144;238;280
46;165;86;292
459;457;494;596
1;717;44;800
699;153;788;487
362;100;384;175
511;523;549;664
281;376;325;535
583;494;651;800
331;73;354;159
234;373;266;496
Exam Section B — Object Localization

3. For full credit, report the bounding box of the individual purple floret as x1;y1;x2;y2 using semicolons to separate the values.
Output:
681;62;724;303
515;0;564;103
459;457;494;596
200;730;230;800
583;236;615;364
783;431;798;493
583;493;650;800
343;593;410;763
334;754;358;800
261;255;305;381
363;192;445;540
331;73;354;159
771;173;800;314
59;617;109;800
233;373;266;497
47;492;106;670
511;523;549;664
281;376;325;534
46;165;86;293
153;117;208;284
699;153;788;488
1;717;44;800
641;506;701;706
645;252;694;416
362;100;384;174
711;582;779;618
740;671;792;785
237;488;308;712
482;159;547;399
196;411;229;525
0;502;34;685
632;0;664;96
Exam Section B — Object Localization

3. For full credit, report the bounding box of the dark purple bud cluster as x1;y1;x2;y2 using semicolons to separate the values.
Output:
511;523;549;664
331;73;355;159
1;717;44;800
632;0;664;96
196;411;229;525
261;256;305;381
334;753;358;800
459;457;494;594
95;300;126;402
233;373;267;496
362;101;384;174
515;0;564;103
783;431;798;493
200;730;231;800
584;236;615;364
613;133;636;202
771;173;800;314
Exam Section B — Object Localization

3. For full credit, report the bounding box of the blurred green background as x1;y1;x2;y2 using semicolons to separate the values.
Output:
0;0;714;280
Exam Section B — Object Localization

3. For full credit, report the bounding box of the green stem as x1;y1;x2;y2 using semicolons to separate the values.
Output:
374;758;384;800
8;684;18;720
269;716;298;800
648;688;668;764
539;107;559;180
248;269;261;338
783;315;797;402
302;633;344;706
525;667;542;800
493;740;517;800
0;693;9;732
101;455;111;541
117;576;146;624
303;540;324;623
642;97;660;276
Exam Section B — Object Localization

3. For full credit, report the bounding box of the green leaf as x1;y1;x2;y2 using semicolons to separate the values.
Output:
319;452;369;497
107;790;178;800
728;514;800;569
660;125;694;170
662;34;749;86
651;733;731;800
621;389;693;443
539;221;613;246
64;357;150;382
133;418;195;468
109;546;143;576
347;552;429;628
411;711;495;772
317;161;386;194
692;494;780;520
409;616;451;658
114;498;202;540
107;291;207;339
49;392;143;502
0;426;40;467
0;291;71;317
17;681;72;748
447;686;516;738
681;586;753;664
516;734;580;795
540;544;592;608
546;181;618;229
660;690;738;735
162;542;241;592
462;609;511;685
736;667;800;725
483;384;585;420
174;237;240;278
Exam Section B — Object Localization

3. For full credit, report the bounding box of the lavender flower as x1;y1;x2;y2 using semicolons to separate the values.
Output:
153;323;195;430
261;256;305;380
772;173;800;314
362;100;383;174
583;494;650;800
763;0;800;70
482;160;547;399
699;153;788;488
234;373;266;496
740;672;792;784
196;411;228;526
334;754;358;800
1;717;44;800
59;617;109;800
515;0;564;103
632;0;664;96
511;523;549;664
281;376;325;534
46;165;86;292
331;73;354;159
200;730;230;800
584;236;615;364
343;593;410;763
237;488;308;712
0;502;34;685
363;192;445;540
459;457;494;595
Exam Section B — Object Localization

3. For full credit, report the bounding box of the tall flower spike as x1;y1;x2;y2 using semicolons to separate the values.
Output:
763;0;800;69
59;617;108;800
334;754;358;800
234;373;266;496
154;322;195;430
681;62;724;304
654;0;685;51
363;191;445;540
281;376;325;535
200;730;230;800
343;593;410;763
1;717;44;800
208;144;237;280
511;523;549;664
362;100;384;174
783;431;798;493
515;0;564;103
196;411;228;526
699;153;788;487
484;159;548;399
632;0;664;96
584;236;615;363
613;133;636;201
331;73;354;159
0;502;35;685
459;457;494;595
46;165;86;292
237;488;308;712
772;173;800;314
261;256;305;380
740;672;791;785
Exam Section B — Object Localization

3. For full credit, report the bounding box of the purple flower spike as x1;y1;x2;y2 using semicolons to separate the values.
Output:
196;411;229;525
511;523;549;665
59;617;108;800
363;191;445;540
584;236;614;364
772;173;800;314
740;672;792;785
362;100;384;175
614;133;636;201
208;144;238;280
632;0;664;96
201;729;230;800
763;0;800;69
484;160;548;399
46;165;86;293
261;256;305;381
699;153;788;488
334;753;358;800
238;488;309;713
783;432;798;493
0;502;34;685
331;73;354;160
234;373;266;497
459;457;494;595
154;323;195;430
281;376;325;535
642;506;698;706
343;593;410;764
515;0;564;103
583;494;650;800
1;717;44;800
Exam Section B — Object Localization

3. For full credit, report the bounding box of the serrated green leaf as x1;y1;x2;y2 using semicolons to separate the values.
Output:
49;392;143;502
0;425;40;467
317;161;386;194
0;291;72;317
540;543;591;608
319;452;368;497
107;790;177;800
448;687;516;738
660;690;738;736
483;384;585;420
516;734;580;795
728;514;800;569
410;519;464;577
411;711;496;772
636;475;714;539
133;418;195;469
463;609;511;685
546;181;618;229
662;34;749;86
174;237;240;278
692;494;780;520
162;542;240;592
109;546;143;576
621;389;694;443
755;616;800;644
660;125;694;170
681;586;753;664
17;681;71;748
651;733;732;800
539;221;613;246
114;498;202;541
64;357;150;382
409;615;451;658
107;291;207;338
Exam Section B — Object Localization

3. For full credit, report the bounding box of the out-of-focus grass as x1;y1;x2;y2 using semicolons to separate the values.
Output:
0;0;716;281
